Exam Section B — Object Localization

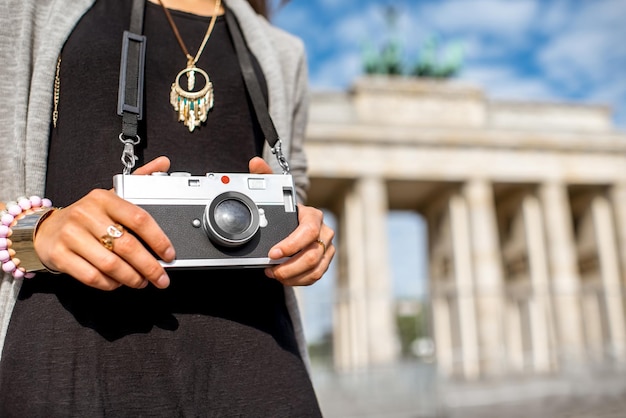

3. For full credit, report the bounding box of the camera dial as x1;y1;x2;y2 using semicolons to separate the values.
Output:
202;192;260;247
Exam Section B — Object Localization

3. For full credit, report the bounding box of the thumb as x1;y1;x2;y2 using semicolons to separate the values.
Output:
249;157;274;175
132;156;171;176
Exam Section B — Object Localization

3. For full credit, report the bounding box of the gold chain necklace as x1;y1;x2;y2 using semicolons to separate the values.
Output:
157;0;222;132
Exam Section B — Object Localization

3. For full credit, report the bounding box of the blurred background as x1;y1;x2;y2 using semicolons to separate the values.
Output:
271;1;626;417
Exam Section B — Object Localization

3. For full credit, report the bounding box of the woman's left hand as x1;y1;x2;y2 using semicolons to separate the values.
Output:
249;157;335;286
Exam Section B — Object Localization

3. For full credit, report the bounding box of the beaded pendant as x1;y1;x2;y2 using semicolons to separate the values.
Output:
170;65;214;132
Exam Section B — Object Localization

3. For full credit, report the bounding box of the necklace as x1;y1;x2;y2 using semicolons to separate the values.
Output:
157;0;222;132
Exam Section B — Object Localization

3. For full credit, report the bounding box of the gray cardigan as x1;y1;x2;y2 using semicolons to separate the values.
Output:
0;0;311;369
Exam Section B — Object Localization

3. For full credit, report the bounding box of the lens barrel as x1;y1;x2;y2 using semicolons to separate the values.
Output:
203;192;260;247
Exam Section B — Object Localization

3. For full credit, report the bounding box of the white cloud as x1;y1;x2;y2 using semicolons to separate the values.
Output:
587;76;626;129
317;0;346;12
538;30;616;92
310;51;363;91
532;0;626;125
590;77;626;106
536;1;626;84
536;0;572;33
456;34;513;61
273;6;319;46
460;65;557;102
576;0;626;31
331;4;392;47
419;0;538;42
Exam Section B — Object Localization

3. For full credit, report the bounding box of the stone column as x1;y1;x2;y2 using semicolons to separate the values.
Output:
334;181;369;371
449;193;480;379
610;183;626;363
432;295;454;376
506;299;524;372
591;194;626;362
522;193;554;373
333;177;397;371
357;177;398;365
539;182;584;368
610;184;626;284
464;179;505;377
333;287;351;371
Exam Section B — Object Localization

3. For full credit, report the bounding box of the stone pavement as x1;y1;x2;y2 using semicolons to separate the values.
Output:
444;392;626;418
310;362;626;418
443;372;626;418
311;362;441;417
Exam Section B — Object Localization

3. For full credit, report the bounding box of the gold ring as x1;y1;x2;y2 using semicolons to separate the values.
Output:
100;236;114;251
316;239;327;255
100;224;124;251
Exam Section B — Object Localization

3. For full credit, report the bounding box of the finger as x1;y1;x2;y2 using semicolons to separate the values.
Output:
268;205;324;259
44;238;124;291
59;189;176;265
108;157;171;193
55;221;147;288
65;260;124;291
266;225;334;279
265;222;335;283
249;156;273;175
132;156;171;176
267;242;336;286
103;197;176;265
97;226;170;289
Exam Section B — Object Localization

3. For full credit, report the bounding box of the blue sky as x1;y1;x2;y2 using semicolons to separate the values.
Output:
274;0;626;128
271;0;626;342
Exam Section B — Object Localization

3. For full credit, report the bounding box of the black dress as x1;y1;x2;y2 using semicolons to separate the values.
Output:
0;1;321;416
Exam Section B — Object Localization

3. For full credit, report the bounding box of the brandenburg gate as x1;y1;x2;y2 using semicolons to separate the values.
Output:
303;76;626;379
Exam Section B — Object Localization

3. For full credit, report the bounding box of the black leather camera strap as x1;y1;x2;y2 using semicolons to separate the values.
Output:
116;0;146;173
117;0;289;173
118;0;146;137
223;8;280;149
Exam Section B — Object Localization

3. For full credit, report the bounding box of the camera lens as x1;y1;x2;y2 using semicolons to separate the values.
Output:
203;192;260;247
214;200;251;235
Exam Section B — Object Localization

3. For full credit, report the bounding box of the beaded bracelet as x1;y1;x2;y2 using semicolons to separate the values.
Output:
0;196;54;279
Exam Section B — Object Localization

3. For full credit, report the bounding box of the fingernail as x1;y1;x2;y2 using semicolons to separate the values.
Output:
269;248;283;259
156;273;170;288
139;280;149;289
164;247;176;262
264;268;275;279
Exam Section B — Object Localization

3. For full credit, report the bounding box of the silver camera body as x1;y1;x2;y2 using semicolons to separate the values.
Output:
113;172;299;268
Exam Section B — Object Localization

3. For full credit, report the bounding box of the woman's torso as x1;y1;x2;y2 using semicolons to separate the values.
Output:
0;1;320;416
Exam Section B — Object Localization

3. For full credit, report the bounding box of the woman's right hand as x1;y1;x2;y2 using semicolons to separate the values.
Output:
33;156;176;290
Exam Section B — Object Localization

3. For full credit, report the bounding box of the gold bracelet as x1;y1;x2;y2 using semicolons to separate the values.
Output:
11;207;57;272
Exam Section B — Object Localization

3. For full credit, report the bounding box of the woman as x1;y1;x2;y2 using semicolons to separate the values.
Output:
0;0;334;415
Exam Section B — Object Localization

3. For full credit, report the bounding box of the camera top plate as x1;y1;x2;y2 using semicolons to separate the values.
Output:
113;172;297;208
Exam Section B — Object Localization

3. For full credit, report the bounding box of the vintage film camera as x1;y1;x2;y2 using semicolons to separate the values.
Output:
113;172;299;268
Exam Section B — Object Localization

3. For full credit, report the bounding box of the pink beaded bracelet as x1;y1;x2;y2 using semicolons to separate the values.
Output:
0;196;53;278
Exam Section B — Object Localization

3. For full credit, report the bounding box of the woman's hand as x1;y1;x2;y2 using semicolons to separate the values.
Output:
33;157;176;290
249;157;335;286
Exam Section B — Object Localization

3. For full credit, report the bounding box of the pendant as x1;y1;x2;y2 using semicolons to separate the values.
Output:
170;65;214;132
